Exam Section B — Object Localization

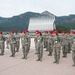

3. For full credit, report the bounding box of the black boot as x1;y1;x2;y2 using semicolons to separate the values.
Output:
56;61;59;64
72;63;75;66
22;57;25;59
53;60;57;63
10;54;13;57
48;54;50;56
12;54;15;57
36;59;40;61
25;57;27;60
0;53;4;56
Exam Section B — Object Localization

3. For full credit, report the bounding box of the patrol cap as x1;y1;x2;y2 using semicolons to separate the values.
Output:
0;31;2;34
10;30;14;33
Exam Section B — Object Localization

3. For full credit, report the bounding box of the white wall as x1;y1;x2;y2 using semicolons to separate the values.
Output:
28;17;55;31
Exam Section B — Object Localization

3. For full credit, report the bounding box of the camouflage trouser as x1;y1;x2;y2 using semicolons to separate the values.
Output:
44;38;46;48
62;45;68;57
6;41;9;49
37;46;43;60
28;42;30;53
22;45;28;58
10;43;16;56
48;43;53;55
35;43;38;53
72;51;75;63
45;41;48;51
68;43;72;53
16;41;20;51
0;43;4;54
54;47;60;62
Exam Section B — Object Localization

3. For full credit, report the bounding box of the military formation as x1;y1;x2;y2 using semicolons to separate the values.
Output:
0;29;75;66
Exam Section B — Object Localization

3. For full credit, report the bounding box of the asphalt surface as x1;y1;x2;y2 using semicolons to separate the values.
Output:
0;38;75;75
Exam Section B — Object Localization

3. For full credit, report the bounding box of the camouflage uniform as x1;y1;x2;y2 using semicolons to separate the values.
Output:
53;35;61;64
61;34;68;58
34;34;38;54
71;38;75;66
27;33;31;53
45;35;48;51
9;34;16;57
47;34;53;56
43;32;48;51
67;34;73;53
6;33;10;49
0;34;5;55
21;33;29;59
36;34;44;61
14;33;20;52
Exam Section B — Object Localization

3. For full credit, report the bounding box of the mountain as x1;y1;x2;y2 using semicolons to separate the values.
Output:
0;12;41;31
0;11;75;31
55;15;75;28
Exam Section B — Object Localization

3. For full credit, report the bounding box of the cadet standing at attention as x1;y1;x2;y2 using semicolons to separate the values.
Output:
34;30;39;54
6;33;10;49
26;30;31;53
71;31;75;66
43;31;48;51
61;30;68;58
9;30;16;57
21;30;29;59
36;31;44;61
0;31;5;56
14;31;20;52
67;32;73;53
53;30;61;64
47;30;53;56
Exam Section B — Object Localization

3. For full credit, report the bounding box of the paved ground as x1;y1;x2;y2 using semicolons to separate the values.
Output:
0;38;75;75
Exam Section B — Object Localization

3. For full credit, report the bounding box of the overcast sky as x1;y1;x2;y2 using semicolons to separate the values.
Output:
0;0;75;17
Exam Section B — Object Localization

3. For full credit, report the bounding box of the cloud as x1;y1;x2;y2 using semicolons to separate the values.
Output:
0;0;75;17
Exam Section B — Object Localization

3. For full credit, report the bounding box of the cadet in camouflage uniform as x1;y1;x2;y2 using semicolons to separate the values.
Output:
26;30;31;53
71;33;75;66
36;31;44;61
47;30;53;56
43;31;48;51
67;32;73;53
0;31;5;56
53;30;61;64
6;33;10;49
14;31;20;52
21;30;29;59
9;30;16;57
34;30;39;54
61;31;68;58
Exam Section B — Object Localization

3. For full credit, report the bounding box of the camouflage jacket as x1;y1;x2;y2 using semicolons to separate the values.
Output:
0;35;5;43
9;34;16;44
60;34;69;45
21;34;28;46
47;34;53;44
53;36;61;48
36;35;44;47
